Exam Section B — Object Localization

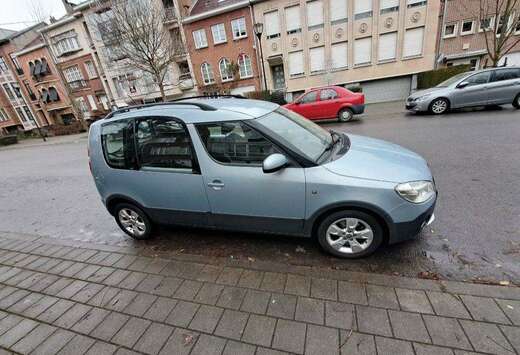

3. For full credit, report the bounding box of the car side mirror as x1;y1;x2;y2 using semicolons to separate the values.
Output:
263;153;288;173
457;81;469;89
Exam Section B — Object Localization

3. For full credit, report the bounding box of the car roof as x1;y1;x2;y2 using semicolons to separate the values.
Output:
97;98;279;125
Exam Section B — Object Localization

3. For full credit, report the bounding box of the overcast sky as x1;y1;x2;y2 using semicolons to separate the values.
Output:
0;0;68;31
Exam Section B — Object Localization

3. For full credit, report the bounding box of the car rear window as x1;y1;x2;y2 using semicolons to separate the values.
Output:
101;119;135;169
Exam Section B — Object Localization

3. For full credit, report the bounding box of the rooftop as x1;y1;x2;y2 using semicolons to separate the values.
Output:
190;0;246;17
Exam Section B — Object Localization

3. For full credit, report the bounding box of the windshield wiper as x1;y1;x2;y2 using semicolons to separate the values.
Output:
316;130;341;162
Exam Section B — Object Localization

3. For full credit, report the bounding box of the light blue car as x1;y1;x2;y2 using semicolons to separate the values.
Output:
88;97;436;258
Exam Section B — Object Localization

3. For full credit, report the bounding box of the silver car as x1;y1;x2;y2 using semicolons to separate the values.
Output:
406;67;520;114
89;98;436;258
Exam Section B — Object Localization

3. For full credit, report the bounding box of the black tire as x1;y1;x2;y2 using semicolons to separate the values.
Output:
338;108;354;122
317;210;383;259
114;203;153;240
513;94;520;109
428;98;449;115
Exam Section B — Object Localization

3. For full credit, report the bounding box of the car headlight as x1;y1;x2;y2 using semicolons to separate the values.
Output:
395;181;435;203
414;94;431;102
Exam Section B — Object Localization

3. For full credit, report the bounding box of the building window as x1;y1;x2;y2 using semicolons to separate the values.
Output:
307;0;324;30
10;54;23;74
380;0;399;14
354;0;372;20
52;30;80;56
231;17;247;39
285;6;301;34
288;51;304;77
76;97;89;114
354;37;372;65
23;81;37;101
496;15;510;36
461;20;475;35
63;65;85;89
193;29;208;49
0;57;8;72
48;87;60;102
0;108;8;122
211;23;227;44
330;0;348;24
479;16;495;31
264;11;280;39
443;23;457;38
2;84;15;100
237;54;253;78
84;61;97;79
219;58;233;81
331;42;348;69
22;106;35;122
201;62;215;84
11;83;23;99
407;0;427;8
178;61;191;80
378;32;397;61
16;108;28;122
309;47;325;73
403;26;424;57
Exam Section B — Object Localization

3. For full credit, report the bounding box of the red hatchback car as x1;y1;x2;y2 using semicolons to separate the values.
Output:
284;86;365;122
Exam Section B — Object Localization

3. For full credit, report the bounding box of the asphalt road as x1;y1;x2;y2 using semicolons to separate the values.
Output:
1;103;519;283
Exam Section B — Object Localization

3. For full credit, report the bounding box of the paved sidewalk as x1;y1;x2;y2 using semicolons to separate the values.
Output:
0;232;519;355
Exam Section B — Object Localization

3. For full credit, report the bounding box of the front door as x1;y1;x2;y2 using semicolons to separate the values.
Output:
451;71;491;108
191;121;306;235
271;65;286;90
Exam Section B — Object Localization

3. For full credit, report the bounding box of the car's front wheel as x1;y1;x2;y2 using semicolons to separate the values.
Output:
338;108;354;122
317;210;383;258
513;94;520;109
114;203;153;240
428;98;449;115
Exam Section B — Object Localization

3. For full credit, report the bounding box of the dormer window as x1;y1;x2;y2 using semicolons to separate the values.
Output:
52;30;81;57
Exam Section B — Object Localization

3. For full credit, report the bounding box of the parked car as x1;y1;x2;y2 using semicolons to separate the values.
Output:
284;86;365;122
88;98;436;258
406;67;520;114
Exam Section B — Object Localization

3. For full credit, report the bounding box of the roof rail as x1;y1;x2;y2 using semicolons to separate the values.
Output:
103;101;217;120
173;94;246;101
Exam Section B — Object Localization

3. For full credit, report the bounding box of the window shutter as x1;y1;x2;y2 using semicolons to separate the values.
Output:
355;0;372;14
354;37;372;64
285;6;301;31
403;27;424;57
265;11;280;36
310;47;325;72
331;42;348;68
307;1;324;27
289;51;304;76
330;0;348;22
380;0;399;9
378;32;397;61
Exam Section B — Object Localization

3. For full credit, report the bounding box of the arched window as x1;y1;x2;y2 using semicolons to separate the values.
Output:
237;54;252;78
48;87;59;102
40;58;50;75
40;88;48;103
29;62;35;76
219;58;233;82
201;62;215;85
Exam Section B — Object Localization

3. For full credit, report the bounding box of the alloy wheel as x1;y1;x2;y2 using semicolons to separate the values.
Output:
118;208;147;237
431;99;448;114
325;217;374;255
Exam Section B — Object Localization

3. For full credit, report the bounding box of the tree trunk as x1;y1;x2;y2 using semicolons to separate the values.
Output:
158;81;166;101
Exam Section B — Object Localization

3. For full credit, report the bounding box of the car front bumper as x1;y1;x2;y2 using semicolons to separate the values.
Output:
350;104;365;115
405;100;430;112
388;196;437;244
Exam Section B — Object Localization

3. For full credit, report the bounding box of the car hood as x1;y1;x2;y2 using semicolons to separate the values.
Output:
323;134;432;183
408;87;443;99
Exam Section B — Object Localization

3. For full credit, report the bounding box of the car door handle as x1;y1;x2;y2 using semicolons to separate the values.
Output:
208;180;225;190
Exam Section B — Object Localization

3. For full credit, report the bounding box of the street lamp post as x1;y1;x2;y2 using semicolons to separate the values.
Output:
253;22;268;92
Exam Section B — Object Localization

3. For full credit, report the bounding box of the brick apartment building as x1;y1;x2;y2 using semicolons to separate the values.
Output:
183;0;261;96
439;0;520;70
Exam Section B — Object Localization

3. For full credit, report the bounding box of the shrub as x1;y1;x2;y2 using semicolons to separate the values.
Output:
345;83;363;93
417;65;471;89
246;90;287;105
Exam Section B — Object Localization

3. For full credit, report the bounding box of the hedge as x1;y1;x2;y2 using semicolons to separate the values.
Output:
245;90;287;105
417;65;471;89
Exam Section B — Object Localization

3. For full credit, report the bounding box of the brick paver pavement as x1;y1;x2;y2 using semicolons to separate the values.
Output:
0;232;519;355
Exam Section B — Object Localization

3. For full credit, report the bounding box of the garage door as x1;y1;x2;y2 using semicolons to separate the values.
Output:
361;76;411;103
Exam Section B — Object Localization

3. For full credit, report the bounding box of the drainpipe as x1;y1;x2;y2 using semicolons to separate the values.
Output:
436;0;449;69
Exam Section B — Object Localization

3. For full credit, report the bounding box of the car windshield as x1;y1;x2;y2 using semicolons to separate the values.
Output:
254;107;333;163
436;72;469;87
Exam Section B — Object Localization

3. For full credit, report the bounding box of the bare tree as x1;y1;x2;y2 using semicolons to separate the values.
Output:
479;0;520;67
93;0;180;100
25;0;54;23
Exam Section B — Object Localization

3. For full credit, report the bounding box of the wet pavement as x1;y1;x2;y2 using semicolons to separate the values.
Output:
0;103;519;283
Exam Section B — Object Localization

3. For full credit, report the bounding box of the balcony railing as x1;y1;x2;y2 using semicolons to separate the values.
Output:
69;80;88;91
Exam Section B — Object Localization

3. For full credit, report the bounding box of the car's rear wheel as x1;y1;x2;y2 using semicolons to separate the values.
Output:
513;94;520;109
114;203;153;240
338;108;354;122
317;210;383;258
428;98;449;115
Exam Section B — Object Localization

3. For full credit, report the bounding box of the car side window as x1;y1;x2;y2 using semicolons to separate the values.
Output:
492;69;520;82
320;89;338;101
196;121;279;165
299;91;317;104
136;118;193;170
101;119;135;169
465;72;491;86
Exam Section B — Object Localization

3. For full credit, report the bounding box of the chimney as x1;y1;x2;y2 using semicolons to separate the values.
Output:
61;0;74;14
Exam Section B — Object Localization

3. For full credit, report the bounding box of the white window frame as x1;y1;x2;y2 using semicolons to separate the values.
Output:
0;108;8;122
201;62;215;85
378;32;397;62
354;0;373;19
479;16;495;32
443;23;458;38
211;23;227;44
309;46;325;73
460;19;475;35
52;30;80;56
331;42;348;69
193;29;208;49
84;60;97;79
285;6;302;33
264;11;281;39
289;51;304;77
380;0;399;14
238;54;253;78
0;57;8;72
63;65;84;83
307;0;324;29
219;58;233;81
403;26;425;58
354;37;372;65
231;17;247;40
330;0;348;23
